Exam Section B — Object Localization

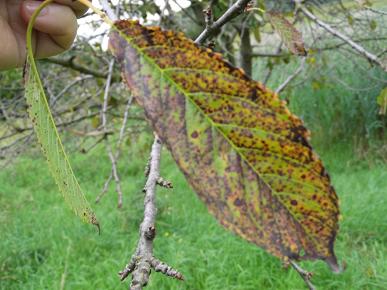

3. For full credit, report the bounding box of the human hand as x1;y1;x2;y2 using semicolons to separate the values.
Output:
0;0;87;70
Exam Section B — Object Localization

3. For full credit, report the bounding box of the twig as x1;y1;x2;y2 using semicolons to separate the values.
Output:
42;57;119;81
100;58;124;207
96;174;113;203
203;6;214;29
290;260;316;290
99;0;118;21
119;137;184;289
275;56;306;94
50;76;93;106
294;0;386;71
149;257;183;280
59;240;72;290
95;0;127;208
108;146;124;207
263;42;283;84
250;36;387;58
96;95;133;204
156;177;173;189
365;6;387;16
170;0;202;26
0;111;101;143
80;135;105;154
195;0;252;44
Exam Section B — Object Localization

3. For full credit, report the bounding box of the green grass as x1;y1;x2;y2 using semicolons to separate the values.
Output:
0;141;386;290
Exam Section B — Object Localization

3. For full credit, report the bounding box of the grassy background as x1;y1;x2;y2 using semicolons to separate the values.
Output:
0;138;386;290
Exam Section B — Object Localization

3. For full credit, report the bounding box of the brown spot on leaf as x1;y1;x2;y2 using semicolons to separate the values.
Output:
191;131;199;138
234;198;244;207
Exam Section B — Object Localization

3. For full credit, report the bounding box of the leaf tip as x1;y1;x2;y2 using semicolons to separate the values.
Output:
325;255;342;273
92;218;101;235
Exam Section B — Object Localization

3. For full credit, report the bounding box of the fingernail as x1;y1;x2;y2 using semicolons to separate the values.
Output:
24;1;49;16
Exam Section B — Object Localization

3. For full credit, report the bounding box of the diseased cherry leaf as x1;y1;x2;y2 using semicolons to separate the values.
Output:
109;20;339;271
266;11;307;56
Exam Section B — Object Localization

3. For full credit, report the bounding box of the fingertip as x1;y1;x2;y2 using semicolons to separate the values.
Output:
21;1;78;34
21;1;78;55
20;1;48;22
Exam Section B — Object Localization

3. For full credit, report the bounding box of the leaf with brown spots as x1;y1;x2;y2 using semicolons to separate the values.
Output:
109;20;339;271
266;11;307;56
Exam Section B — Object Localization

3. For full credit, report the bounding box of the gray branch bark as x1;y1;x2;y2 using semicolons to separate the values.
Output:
195;0;252;44
290;260;316;290
42;57;120;82
295;0;386;71
119;137;184;289
130;137;161;289
275;57;306;94
239;25;253;76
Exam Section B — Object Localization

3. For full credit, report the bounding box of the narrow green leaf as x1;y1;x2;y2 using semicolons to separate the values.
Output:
24;0;99;229
376;87;387;115
347;15;354;26
253;25;261;43
370;19;377;30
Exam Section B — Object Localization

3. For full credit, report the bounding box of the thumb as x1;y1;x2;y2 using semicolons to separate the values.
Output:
20;0;78;57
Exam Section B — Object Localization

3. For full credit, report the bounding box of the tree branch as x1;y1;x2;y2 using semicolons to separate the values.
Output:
275;56;306;94
99;0;118;21
100;58;125;207
97;1;126;207
42;57;120;81
195;0;251;44
365;6;387;16
263;42;283;84
250;36;387;58
295;0;386;71
119;136;184;289
290;260;316;290
96;95;133;204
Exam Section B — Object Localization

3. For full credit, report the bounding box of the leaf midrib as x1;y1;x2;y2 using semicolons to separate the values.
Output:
116;28;327;250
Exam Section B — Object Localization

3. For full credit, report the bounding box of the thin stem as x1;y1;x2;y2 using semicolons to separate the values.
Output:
294;0;386;71
275;56;306;94
290;260;316;290
195;0;252;44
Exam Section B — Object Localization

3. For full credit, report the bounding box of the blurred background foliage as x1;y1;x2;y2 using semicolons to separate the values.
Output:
0;0;386;289
1;0;386;162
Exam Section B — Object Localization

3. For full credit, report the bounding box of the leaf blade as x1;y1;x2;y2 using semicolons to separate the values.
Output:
109;20;339;269
24;0;99;229
266;11;307;56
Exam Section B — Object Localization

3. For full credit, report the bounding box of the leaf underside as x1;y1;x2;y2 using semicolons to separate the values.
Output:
24;55;98;228
109;20;339;270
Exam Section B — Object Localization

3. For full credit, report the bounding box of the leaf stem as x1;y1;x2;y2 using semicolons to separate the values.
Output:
76;0;115;26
